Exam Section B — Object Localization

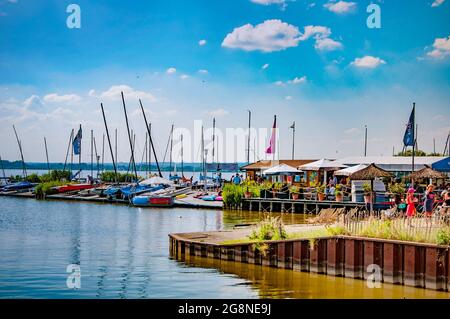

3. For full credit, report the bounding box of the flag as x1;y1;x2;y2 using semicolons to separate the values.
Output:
290;122;295;130
403;106;415;147
73;126;82;155
265;115;277;155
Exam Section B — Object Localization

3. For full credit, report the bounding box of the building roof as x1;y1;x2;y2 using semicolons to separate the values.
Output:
241;159;316;171
298;159;347;171
263;164;302;175
334;156;450;173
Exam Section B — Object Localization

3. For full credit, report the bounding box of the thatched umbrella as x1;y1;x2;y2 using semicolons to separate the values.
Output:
406;165;447;181
349;163;393;212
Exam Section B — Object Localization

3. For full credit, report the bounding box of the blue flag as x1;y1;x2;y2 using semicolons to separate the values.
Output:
403;106;415;147
73;126;82;155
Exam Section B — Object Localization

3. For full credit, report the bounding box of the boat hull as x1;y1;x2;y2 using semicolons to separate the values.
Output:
132;196;175;207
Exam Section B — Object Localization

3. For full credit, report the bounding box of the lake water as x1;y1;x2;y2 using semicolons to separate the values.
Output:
0;196;449;299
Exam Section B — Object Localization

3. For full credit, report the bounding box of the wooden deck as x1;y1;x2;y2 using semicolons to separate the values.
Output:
242;198;366;214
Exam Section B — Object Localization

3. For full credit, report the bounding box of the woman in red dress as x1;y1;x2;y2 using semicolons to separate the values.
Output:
406;188;417;227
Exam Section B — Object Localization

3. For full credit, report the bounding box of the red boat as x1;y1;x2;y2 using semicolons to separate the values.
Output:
55;184;95;194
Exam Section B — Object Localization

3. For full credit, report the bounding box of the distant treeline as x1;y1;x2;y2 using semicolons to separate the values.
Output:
0;160;243;172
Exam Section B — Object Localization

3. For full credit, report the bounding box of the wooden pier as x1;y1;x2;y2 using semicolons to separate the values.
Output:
241;198;366;214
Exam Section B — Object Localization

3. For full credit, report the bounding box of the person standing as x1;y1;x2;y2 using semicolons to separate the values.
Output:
406;188;417;227
423;184;435;226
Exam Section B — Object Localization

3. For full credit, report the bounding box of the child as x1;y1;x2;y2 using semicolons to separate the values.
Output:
406;188;417;227
423;184;435;226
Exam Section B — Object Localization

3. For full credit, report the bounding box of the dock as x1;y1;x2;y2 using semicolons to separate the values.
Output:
0;189;372;213
0;190;224;210
241;198;366;214
169;227;450;292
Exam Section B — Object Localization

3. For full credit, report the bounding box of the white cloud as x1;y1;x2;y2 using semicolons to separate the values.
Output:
166;67;177;74
43;93;82;104
262;63;270;70
276;76;308;86
250;0;285;5
351;56;386;69
99;85;157;103
222;20;342;53
23;95;44;109
344;127;360;135
250;0;287;9
300;25;342;52
427;36;450;59
222;19;301;52
88;89;96;97
199;39;207;46
431;0;445;7
299;25;331;41
314;37;343;51
324;1;357;14
180;74;189;80
289;76;307;85
198;69;209;74
204;108;230;117
285;96;292;100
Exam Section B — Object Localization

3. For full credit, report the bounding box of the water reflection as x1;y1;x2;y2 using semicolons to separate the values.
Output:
177;256;450;299
0;196;448;299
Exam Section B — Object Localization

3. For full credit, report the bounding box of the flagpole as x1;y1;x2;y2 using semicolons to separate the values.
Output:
78;124;82;173
273;115;277;162
291;121;295;160
411;103;416;186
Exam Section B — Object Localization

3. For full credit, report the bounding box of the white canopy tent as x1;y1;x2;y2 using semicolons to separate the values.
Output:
334;164;368;177
263;164;302;175
298;159;347;184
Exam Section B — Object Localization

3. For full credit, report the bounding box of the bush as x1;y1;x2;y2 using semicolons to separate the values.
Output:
222;183;244;207
39;170;71;183
436;229;450;246
25;173;40;183
99;171;136;183
249;216;287;241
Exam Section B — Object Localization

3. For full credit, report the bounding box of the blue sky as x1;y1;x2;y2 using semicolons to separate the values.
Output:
0;0;449;163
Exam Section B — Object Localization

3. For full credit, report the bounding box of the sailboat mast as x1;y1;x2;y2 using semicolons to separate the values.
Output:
90;130;94;178
121;92;138;182
63;129;74;172
93;136;99;178
44;137;50;171
100;103;118;181
212;118;216;164
181;134;184;177
148;123;152;175
169;124;174;173
139;99;163;177
12;125;27;178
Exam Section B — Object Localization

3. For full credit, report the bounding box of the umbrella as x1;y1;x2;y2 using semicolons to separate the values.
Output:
140;177;173;185
349;163;393;181
406;165;447;180
334;164;368;177
263;164;301;175
349;163;393;212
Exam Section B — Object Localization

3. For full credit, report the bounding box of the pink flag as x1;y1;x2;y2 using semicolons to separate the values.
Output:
265;115;277;155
